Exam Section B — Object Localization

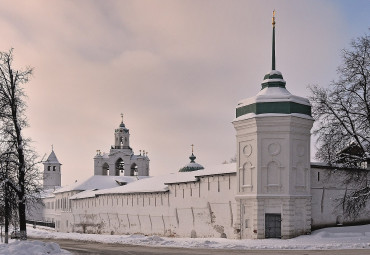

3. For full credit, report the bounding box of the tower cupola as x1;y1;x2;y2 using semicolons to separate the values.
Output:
114;113;130;149
179;145;204;172
235;10;311;119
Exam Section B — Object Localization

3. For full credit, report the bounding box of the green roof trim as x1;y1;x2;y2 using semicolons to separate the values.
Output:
236;101;311;118
261;81;286;89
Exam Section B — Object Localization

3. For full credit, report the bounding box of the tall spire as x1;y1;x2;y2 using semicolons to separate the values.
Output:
272;10;276;70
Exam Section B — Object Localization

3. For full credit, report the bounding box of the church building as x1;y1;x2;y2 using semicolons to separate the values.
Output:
28;13;370;239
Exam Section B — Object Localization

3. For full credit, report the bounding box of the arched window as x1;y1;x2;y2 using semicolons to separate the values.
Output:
53;166;56;171
48;166;51;171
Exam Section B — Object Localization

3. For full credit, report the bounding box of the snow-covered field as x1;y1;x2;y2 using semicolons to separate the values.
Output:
25;224;370;250
1;224;369;254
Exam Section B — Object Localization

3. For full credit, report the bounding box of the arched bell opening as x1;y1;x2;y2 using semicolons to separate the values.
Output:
130;163;138;176
102;163;109;176
115;158;125;176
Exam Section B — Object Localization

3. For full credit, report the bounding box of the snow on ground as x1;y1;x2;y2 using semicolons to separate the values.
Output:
0;239;71;255
26;224;370;250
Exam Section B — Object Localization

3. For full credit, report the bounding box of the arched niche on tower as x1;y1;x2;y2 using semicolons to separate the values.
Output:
294;161;308;191
240;162;254;192
102;163;109;176
262;160;283;193
115;158;124;176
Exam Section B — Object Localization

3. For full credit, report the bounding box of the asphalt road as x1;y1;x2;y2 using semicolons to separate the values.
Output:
30;238;370;255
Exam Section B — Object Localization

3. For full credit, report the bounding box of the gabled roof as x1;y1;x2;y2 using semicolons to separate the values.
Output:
54;175;148;194
45;150;60;164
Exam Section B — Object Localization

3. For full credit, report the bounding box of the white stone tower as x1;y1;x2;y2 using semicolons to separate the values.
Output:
43;148;62;189
94;115;150;176
233;11;314;239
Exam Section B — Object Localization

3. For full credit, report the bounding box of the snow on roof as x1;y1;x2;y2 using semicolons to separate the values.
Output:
40;189;57;199
237;87;311;108
233;112;314;122
70;163;236;199
194;163;236;177
54;175;146;194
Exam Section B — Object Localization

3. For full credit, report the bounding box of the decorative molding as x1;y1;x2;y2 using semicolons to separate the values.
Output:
268;142;281;156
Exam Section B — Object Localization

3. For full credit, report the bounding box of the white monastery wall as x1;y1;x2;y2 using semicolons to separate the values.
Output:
310;166;370;229
55;172;237;238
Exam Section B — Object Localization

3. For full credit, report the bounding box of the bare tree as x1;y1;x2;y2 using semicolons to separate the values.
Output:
0;49;41;240
309;32;370;218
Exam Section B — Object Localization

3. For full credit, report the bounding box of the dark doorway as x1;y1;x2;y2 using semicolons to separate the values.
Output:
265;213;281;238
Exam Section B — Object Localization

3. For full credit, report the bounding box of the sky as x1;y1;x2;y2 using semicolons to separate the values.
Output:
0;0;369;186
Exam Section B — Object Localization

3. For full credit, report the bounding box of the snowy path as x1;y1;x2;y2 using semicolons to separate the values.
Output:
27;224;370;250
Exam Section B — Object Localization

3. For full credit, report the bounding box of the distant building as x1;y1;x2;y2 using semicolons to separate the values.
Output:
43;149;61;190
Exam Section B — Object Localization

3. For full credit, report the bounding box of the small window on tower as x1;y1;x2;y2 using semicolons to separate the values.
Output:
48;166;51;171
53;166;56;171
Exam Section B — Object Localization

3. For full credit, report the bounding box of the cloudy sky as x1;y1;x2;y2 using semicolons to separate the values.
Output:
0;0;368;185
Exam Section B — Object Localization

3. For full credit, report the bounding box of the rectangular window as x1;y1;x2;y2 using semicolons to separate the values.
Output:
318;172;320;182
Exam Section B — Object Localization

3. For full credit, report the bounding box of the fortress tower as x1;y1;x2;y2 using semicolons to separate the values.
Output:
233;11;314;239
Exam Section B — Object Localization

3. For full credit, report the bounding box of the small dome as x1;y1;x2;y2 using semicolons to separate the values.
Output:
179;152;204;172
118;121;129;132
261;70;286;89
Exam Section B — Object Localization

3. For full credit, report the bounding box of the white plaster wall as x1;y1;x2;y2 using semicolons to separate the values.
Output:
58;172;238;238
310;166;370;229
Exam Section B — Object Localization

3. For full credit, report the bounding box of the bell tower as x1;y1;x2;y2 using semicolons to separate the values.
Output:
233;11;314;239
94;115;150;177
114;113;131;149
43;147;62;189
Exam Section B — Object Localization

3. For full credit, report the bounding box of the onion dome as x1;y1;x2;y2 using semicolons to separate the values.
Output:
179;145;204;172
235;10;311;120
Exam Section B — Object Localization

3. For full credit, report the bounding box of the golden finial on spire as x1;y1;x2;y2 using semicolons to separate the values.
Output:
272;9;276;27
191;144;194;153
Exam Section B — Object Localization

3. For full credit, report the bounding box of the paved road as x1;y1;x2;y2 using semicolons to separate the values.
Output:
30;238;370;255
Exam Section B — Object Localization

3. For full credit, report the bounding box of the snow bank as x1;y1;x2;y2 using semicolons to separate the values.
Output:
0;240;70;255
27;224;370;250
